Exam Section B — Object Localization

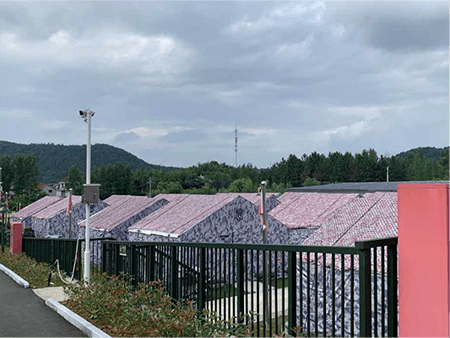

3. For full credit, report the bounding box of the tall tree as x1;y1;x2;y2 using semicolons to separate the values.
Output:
0;154;14;192
13;153;39;193
66;165;84;195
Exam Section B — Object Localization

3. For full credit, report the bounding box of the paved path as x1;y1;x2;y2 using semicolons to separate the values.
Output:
0;271;86;337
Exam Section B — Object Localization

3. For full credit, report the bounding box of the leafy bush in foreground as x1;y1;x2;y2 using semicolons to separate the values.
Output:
62;274;251;337
0;249;67;288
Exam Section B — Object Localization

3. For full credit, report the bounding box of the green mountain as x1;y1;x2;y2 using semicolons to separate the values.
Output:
396;146;449;160
0;141;179;183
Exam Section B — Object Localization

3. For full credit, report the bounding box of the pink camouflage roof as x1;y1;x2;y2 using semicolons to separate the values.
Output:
79;195;167;231
13;196;63;219
269;192;358;228
300;192;398;271
129;193;272;234
34;195;82;219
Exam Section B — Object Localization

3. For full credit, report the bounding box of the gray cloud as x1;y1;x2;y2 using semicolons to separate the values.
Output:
0;1;447;168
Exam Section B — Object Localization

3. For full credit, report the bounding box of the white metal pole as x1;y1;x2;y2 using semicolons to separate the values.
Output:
68;189;72;238
84;111;92;283
261;181;269;327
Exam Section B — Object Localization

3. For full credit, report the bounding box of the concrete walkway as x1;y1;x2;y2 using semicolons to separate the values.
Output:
0;271;86;337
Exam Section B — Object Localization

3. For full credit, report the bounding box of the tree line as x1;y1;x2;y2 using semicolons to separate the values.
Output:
1;147;448;207
64;148;449;200
0;153;45;210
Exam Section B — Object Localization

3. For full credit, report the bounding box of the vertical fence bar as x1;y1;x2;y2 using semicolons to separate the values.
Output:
314;252;318;337
358;245;372;338
323;253;327;337
198;247;206;314
114;244;119;276
288;251;297;336
237;248;244;320
341;253;345;338
300;252;303;335
274;251;279;335
102;241;107;274
307;252;310;337
351;254;354;338
387;244;398;338
381;246;385;337
331;253;335;337
374;248;378;337
171;246;178;300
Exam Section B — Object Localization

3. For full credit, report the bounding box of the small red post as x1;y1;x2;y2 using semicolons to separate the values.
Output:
398;184;449;337
10;222;22;253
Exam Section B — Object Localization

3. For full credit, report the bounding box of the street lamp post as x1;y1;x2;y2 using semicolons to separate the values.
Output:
79;109;95;283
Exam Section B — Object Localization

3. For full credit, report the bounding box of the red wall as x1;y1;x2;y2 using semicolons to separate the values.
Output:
398;184;449;337
10;221;22;254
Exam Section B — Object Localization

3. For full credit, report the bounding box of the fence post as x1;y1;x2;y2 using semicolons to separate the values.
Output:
149;246;155;282
198;247;206;314
131;245;138;286
237;249;245;320
171;246;178;300
356;242;372;338
387;243;398;337
288;251;297;336
102;241;107;275
114;244;120;276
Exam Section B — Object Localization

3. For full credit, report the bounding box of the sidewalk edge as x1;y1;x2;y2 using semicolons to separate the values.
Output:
0;263;30;288
46;298;111;338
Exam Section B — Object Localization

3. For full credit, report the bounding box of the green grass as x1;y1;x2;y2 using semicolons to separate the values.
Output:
270;278;289;289
0;247;69;288
208;283;251;301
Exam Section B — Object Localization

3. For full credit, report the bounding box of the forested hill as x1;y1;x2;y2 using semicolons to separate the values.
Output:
396;146;449;159
0;141;179;183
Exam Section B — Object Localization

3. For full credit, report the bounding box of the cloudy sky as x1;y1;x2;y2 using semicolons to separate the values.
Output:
0;1;448;168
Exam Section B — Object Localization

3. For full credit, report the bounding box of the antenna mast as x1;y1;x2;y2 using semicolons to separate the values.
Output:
234;123;238;167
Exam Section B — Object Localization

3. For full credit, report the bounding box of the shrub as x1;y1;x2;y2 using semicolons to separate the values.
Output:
302;177;321;186
62;274;251;337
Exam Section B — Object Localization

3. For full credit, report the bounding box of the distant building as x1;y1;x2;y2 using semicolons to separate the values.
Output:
38;178;67;197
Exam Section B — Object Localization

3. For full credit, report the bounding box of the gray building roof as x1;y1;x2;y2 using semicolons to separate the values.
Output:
287;181;449;193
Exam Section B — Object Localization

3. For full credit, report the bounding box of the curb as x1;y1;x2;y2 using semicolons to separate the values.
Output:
0;263;30;288
46;299;112;338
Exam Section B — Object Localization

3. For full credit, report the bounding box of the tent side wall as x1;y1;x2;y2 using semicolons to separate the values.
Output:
179;196;289;245
29;201;108;238
295;261;391;337
289;228;319;245
109;198;169;241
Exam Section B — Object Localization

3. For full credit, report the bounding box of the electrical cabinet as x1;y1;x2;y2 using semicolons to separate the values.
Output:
82;184;101;204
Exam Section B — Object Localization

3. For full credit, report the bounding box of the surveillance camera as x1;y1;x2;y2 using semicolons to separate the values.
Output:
79;110;84;116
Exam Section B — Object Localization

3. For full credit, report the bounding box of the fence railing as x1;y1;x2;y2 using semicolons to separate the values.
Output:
22;237;115;281
102;237;398;337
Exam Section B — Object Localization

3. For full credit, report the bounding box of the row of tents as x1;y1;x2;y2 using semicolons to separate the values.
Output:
12;191;397;249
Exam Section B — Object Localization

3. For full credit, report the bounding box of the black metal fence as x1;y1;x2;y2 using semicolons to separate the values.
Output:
102;237;398;337
22;237;115;281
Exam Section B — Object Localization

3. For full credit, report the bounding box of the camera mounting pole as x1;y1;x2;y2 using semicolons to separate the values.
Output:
79;109;95;283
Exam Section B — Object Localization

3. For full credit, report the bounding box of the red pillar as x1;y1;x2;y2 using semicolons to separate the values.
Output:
398;184;449;337
10;221;22;254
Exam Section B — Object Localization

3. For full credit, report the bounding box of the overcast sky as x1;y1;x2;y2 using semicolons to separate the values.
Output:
0;1;448;168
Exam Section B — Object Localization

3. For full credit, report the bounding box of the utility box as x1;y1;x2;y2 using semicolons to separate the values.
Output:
82;184;101;204
398;184;449;337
